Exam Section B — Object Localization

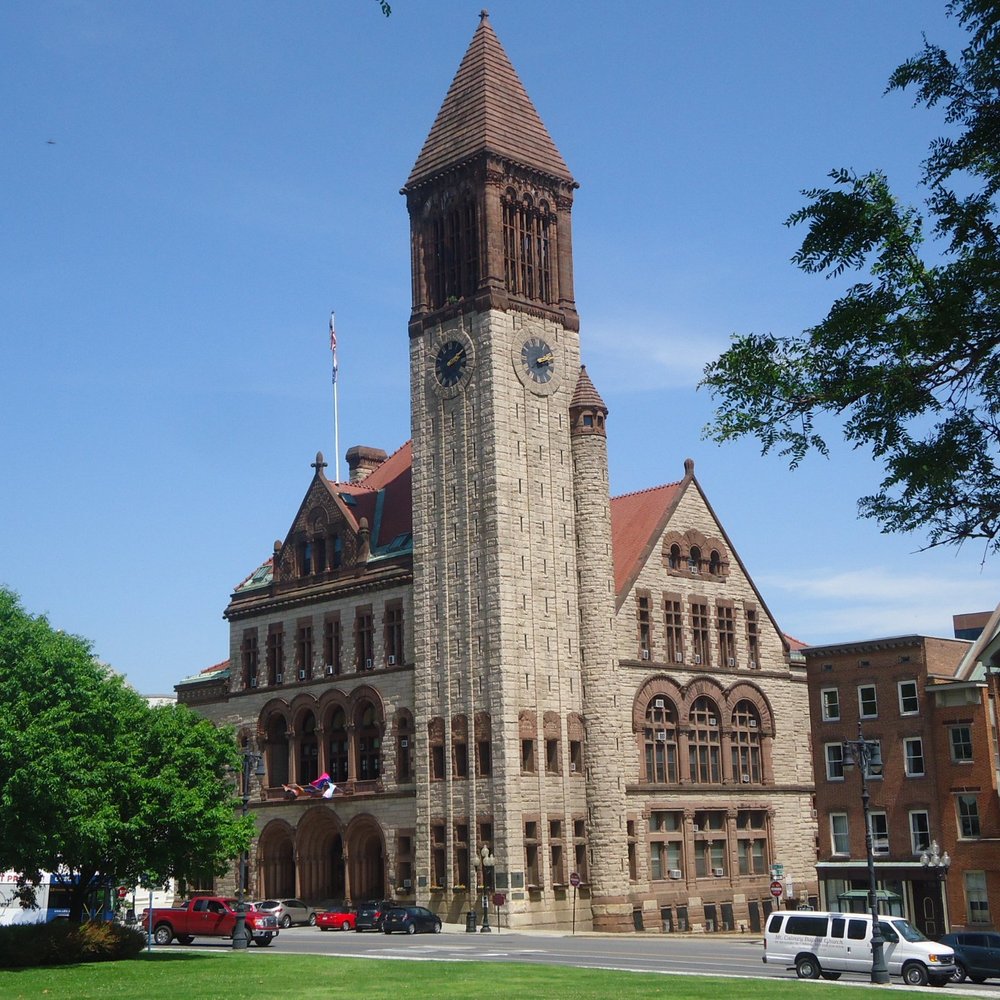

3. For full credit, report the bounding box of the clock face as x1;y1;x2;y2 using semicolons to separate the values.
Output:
435;340;468;387
520;337;555;384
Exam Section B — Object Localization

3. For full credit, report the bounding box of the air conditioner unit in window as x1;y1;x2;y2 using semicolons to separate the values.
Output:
712;867;725;877
749;719;758;728
656;731;667;741
673;653;684;663
654;698;665;708
325;664;335;676
748;659;758;669
250;678;258;688
641;649;650;660
741;773;751;783
692;824;700;832
298;669;306;680
708;717;718;726
727;657;736;667
387;655;396;665
668;869;682;880
403;879;412;890
693;654;702;664
570;762;577;771
400;738;408;748
275;673;283;684
364;658;373;669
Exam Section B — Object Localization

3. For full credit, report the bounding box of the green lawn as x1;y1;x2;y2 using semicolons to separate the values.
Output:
0;953;929;1000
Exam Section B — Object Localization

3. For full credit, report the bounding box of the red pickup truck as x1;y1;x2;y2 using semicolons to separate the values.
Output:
141;896;279;946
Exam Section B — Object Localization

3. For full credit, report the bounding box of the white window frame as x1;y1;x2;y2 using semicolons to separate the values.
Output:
909;810;930;854
897;679;919;716
903;736;925;777
869;811;889;855
825;742;845;781
958;794;981;838
821;688;840;722
830;813;849;855
965;870;991;925
858;684;878;719
950;725;973;763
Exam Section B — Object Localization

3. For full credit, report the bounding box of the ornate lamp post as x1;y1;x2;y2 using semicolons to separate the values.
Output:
479;845;496;933
920;840;951;934
232;747;266;950
842;725;890;985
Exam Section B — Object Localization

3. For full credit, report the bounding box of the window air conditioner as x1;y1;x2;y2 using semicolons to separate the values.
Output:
673;653;684;663
365;658;373;669
748;659;758;669
298;669;306;680
641;649;650;660
400;738;408;748
668;869;682;880
387;655;396;665
570;762;577;771
741;774;751;783
692;824;700;832
654;698;665;708
403;879;412;890
275;673;283;684
727;657;736;667
712;867;725;877
708;717;718;727
656;732;667;742
250;678;258;688
749;719;758;728
693;654;702;664
325;664;335;676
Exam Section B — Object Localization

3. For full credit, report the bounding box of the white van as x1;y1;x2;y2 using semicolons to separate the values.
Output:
763;910;956;986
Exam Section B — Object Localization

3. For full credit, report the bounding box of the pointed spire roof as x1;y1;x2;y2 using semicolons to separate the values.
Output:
405;10;574;189
570;365;608;414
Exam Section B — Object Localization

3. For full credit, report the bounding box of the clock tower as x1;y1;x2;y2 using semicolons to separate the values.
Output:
403;12;627;927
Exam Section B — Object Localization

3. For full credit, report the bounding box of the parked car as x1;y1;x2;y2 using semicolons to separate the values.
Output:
941;931;1000;983
316;905;356;931
258;898;318;928
382;905;443;935
355;900;394;932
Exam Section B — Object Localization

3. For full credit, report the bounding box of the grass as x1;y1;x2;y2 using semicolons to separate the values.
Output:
0;953;930;1000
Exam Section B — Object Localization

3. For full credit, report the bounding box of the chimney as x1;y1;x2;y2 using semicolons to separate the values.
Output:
345;445;388;482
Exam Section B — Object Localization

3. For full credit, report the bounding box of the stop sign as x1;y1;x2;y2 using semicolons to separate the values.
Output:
569;871;581;888
116;886;129;900
769;880;783;898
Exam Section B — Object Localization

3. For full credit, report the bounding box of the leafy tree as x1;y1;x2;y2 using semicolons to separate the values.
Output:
703;0;1000;554
0;588;252;923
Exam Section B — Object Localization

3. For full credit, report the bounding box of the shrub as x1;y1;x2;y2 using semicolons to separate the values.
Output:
0;921;145;968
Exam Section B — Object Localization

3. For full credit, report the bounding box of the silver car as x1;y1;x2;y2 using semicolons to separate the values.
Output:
258;898;318;928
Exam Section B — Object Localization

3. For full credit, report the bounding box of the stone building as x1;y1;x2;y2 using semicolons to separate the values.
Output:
177;12;816;933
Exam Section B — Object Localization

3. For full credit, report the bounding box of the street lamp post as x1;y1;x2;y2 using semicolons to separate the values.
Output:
842;725;890;985
479;846;495;933
232;746;266;951
920;840;952;934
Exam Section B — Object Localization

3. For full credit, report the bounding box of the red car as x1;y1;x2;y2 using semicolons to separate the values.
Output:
316;905;356;931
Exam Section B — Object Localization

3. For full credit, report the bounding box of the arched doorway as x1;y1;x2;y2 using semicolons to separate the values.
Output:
258;820;296;899
297;807;347;904
346;816;387;903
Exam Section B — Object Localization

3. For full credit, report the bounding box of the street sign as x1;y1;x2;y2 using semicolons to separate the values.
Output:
770;880;783;898
771;864;784;877
569;871;581;888
492;892;506;908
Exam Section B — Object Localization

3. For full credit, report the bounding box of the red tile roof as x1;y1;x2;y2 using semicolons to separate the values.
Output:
333;441;413;550
610;481;685;598
405;11;573;189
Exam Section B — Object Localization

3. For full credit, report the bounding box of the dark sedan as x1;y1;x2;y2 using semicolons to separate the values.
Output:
941;931;1000;983
382;905;443;935
355;900;394;932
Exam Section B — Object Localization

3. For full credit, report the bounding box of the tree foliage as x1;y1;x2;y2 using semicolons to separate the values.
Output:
0;588;251;922
702;0;1000;554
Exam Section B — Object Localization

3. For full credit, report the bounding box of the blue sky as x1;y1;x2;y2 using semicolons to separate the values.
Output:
4;0;996;696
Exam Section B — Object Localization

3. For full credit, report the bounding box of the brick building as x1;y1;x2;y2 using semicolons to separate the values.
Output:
805;630;1000;935
176;12;816;933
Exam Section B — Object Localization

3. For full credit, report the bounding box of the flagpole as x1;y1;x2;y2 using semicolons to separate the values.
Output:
330;311;340;483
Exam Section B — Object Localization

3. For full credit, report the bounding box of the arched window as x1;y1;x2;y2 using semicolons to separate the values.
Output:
297;711;319;784
265;715;289;787
668;544;681;570
730;700;762;784
357;703;381;781
502;188;553;303
688;546;701;574
642;697;678;783
709;550;722;576
327;708;349;783
688;697;721;783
